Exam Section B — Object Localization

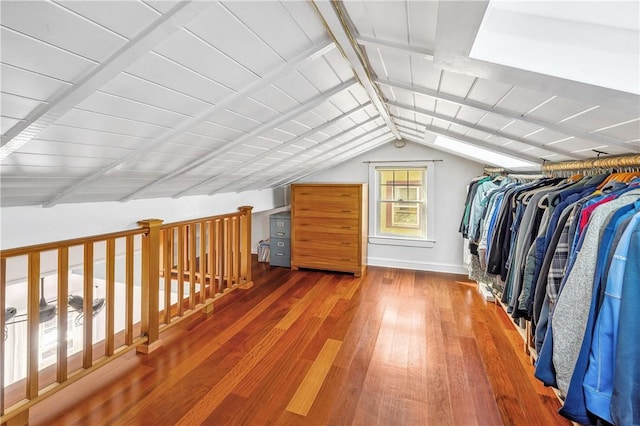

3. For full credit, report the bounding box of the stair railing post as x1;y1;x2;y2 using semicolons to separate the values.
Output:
238;206;253;288
137;218;164;354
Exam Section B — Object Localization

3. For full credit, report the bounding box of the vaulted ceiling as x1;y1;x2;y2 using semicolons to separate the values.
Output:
1;1;639;207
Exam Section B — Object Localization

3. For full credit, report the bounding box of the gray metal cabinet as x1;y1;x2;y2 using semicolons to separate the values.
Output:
270;211;291;267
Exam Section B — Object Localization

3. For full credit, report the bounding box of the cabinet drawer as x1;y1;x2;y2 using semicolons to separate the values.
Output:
293;217;359;234
294;199;359;218
294;239;358;259
270;237;290;267
293;185;359;201
293;253;358;271
270;218;290;238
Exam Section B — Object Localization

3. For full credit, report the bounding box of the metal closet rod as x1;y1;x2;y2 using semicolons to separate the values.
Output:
541;154;640;173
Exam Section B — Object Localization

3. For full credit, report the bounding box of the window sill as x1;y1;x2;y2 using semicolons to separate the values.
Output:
368;236;436;248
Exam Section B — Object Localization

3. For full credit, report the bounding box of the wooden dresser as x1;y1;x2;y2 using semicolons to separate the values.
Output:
290;183;368;277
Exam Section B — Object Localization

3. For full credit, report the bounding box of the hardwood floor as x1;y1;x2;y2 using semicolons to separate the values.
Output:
27;259;571;425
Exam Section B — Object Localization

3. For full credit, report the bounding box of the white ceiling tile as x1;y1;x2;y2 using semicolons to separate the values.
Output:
168;132;228;150
153;29;258;92
259;128;295;143
434;100;461;118
222;1;313;59
186;3;283;77
76;91;190;128
456;107;487;125
595;119;640;142
361;1;408;42
527;96;594;123
478;113;517;131
207;109;261;133
466;78;513;106
496;86;554;115
0;164;91;178
57;1;161;39
500;120;543;140
274;120;312;136
191;121;244;141
0;27;96;82
1;116;22;135
410;58;441;90
298;58;344;93
155;143;212;158
465;128;493;141
565;105;640;133
524;129;572;145
379;50;412;82
250;84;299;114
280;1;327;44
142;1;180;15
311;102;344;122
413;92;436;111
55;108;169;139
273;71;320;104
101;73;210;117
1;1;126;62
322;49;354;83
125;52;231;105
326;91;360;114
17;139;132;159
226;100;279;126
1;63;71;101
2;152;112;169
36;125;154;150
439;71;477;98
342;2;375;38
1;92;43;120
551;137;607;153
407;1;438;49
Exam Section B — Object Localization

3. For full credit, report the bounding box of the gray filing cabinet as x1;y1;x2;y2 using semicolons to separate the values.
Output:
270;211;291;267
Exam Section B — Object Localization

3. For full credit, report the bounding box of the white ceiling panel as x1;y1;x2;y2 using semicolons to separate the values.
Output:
57;1;161;39
207;110;261;133
101;74;210;117
226;100;279;127
551;137;610;153
410;59;441;91
360;1;408;42
322;49;354;83
407;1;438;49
456;107;487;125
280;1;327;44
185;3;283;76
500;120;545;140
156;143;213;158
595;119;640;142
477;113;515;131
298;57;344;93
496;86;555;116
124;53;230;105
1;1;126;62
258;128;296;144
54;108;170;139
0;27;96;82
465;128;493;141
2;152;112;169
273;71;321;104
413;92;436;112
250;85;299;114
466;78;514;106
1;63;71;101
76;91;190;128
36;125;154;150
223;1;314;59
378;50;412;82
169;132;228;149
439;71;477;99
1;116;21;135
526;96;594;124
342;2;375;38
153;29;258;92
191;121;245;141
16;139;131;159
565;105;640;134
274;120;312;136
434;101;461;118
0;92;43;120
525;129;573;146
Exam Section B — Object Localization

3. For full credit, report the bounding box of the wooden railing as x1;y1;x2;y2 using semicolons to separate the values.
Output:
0;206;253;425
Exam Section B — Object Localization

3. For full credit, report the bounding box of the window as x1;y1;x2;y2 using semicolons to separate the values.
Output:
369;162;435;248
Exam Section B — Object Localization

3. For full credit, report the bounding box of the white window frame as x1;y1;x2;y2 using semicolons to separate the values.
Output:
368;161;436;248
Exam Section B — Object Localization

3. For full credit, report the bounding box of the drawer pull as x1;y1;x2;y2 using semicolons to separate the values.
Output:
276;253;284;256
277;221;285;226
276;232;285;236
341;226;351;229
341;194;352;197
299;208;309;211
340;258;350;261
341;210;351;213
277;242;285;247
340;242;350;245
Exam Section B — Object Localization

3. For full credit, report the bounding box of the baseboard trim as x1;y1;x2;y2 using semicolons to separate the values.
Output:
367;256;467;275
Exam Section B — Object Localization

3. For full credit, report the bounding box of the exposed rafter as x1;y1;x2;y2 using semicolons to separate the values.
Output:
174;102;373;197
0;1;215;159
120;78;358;201
355;35;434;59
377;79;640;154
229;117;386;193
41;39;336;207
386;100;580;159
311;0;401;140
254;125;391;190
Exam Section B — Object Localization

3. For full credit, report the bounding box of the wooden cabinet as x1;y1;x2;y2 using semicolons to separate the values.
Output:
291;183;368;277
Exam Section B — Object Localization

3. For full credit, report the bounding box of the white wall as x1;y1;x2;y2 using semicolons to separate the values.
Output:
1;188;284;250
298;141;484;274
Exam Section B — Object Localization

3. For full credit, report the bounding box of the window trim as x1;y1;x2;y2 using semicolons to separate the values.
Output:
368;161;436;248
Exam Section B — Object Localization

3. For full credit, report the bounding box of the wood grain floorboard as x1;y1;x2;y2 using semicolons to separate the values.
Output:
25;260;573;426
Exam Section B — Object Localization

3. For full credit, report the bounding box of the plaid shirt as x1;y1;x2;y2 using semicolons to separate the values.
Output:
547;202;583;304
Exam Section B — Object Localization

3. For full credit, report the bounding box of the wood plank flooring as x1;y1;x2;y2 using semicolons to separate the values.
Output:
26;259;571;425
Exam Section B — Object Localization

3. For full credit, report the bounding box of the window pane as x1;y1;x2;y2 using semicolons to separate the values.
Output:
376;166;427;239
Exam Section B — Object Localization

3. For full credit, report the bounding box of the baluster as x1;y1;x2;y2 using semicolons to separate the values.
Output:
137;219;163;354
177;226;185;316
1;257;6;416
208;220;215;297
125;235;134;346
163;229;173;325
83;242;93;368
57;247;68;382
189;224;196;310
105;238;115;356
199;221;206;304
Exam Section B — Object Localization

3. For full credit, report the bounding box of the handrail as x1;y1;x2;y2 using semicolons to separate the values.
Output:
0;206;253;425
